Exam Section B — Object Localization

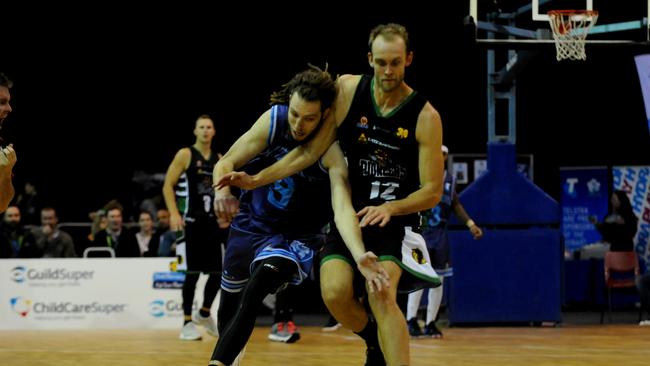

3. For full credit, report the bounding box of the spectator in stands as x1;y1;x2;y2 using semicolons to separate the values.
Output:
92;201;140;257
20;207;76;258
134;211;159;256
79;207;109;256
89;208;108;241
589;190;637;252
156;208;176;257
0;205;25;257
156;208;171;232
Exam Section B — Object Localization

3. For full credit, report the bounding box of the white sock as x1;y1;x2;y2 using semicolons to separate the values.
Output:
407;289;424;320
426;279;444;325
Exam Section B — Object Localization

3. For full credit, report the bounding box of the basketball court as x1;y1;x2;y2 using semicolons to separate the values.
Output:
2;2;649;366
2;323;649;366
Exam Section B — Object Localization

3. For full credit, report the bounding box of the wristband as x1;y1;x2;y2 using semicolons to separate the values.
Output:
466;219;476;228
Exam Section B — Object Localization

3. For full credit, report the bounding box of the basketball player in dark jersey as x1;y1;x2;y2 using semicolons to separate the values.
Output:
162;114;228;341
407;145;483;339
215;24;444;366
0;73;17;213
209;66;389;366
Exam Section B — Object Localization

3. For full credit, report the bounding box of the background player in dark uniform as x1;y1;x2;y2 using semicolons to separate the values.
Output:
407;145;483;339
209;66;389;366
0;73;17;213
216;24;444;366
162;114;227;341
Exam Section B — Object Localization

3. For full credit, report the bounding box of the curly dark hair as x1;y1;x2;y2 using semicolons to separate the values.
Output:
0;73;13;89
269;64;336;112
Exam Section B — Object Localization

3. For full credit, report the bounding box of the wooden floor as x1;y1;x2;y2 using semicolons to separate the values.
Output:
1;324;649;366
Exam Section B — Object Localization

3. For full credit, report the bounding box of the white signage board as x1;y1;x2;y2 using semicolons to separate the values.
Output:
0;258;215;330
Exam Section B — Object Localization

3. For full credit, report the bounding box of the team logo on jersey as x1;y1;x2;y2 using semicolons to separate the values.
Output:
411;248;426;264
372;125;391;134
356;116;369;129
358;133;367;143
359;159;407;179
371;149;390;167
396;127;408;139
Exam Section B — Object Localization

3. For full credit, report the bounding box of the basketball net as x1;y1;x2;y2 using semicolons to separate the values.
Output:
548;10;599;61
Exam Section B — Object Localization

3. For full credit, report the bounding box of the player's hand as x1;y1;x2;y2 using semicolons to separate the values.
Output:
356;251;390;293
170;212;185;232
469;224;483;240
214;171;258;190
213;190;239;223
217;217;231;229
357;203;393;227
0;144;17;171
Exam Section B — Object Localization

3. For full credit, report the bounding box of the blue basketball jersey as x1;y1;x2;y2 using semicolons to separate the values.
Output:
232;104;332;239
420;170;455;230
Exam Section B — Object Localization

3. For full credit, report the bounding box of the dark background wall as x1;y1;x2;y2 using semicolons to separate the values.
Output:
2;2;649;221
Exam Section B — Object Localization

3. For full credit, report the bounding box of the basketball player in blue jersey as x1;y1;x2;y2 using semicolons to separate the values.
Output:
407;145;483;339
162;114;228;341
216;24;444;366
208;66;390;366
0;73;17;213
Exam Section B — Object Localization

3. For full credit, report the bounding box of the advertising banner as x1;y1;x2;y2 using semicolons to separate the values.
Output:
613;166;650;269
560;167;609;252
0;258;215;330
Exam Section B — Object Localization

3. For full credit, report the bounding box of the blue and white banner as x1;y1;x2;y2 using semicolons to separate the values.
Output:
613;166;650;270
635;54;650;133
560;167;609;252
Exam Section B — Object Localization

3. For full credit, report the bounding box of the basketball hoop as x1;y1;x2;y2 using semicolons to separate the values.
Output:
548;10;599;61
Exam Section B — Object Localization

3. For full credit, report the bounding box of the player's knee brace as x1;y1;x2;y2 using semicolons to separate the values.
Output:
248;256;295;295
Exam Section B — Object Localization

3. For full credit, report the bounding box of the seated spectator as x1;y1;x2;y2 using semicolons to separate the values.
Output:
156;208;171;233
0;205;26;258
91;201;140;257
88;209;109;241
134;211;160;257
78;208;109;256
20;207;76;258
589;190;638;252
156;208;177;257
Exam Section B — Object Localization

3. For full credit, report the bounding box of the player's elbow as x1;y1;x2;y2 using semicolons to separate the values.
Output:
300;145;323;166
422;185;442;211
